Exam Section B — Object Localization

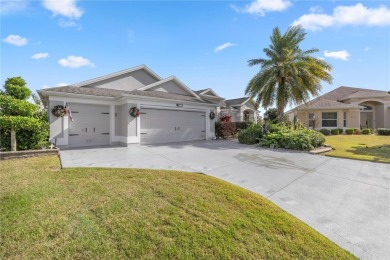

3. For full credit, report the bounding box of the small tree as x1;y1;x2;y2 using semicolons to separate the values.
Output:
0;77;46;151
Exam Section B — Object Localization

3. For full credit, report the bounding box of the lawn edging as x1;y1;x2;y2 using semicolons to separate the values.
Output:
0;148;59;160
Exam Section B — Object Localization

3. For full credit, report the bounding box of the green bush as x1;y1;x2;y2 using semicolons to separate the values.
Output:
236;122;252;131
353;128;360;135
361;129;371;135
345;128;354;135
336;128;344;134
330;129;339;135
377;128;390;136
0;121;48;150
238;124;263;144
259;125;325;151
319;129;330;135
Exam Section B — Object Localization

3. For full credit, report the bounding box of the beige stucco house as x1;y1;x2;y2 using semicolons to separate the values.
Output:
287;86;390;130
38;65;257;148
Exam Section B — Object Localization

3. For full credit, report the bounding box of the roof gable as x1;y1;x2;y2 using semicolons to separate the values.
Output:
138;76;201;99
71;65;162;89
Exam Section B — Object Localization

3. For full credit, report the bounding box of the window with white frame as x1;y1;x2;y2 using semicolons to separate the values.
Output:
322;112;337;127
343;112;347;127
308;113;315;128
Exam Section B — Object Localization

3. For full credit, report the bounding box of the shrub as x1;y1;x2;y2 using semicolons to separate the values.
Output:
238;123;262;144
236;122;252;131
215;122;237;139
345;128;354;135
0;121;48;150
377;128;390;136
330;129;339;135
361;128;371;135
353;128;360;135
319;129;331;135
259;128;325;151
336;128;344;134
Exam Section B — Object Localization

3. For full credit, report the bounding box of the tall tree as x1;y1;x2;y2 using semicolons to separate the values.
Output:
246;25;333;119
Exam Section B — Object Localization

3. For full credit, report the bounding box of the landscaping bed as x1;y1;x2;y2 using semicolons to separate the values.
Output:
0;156;355;259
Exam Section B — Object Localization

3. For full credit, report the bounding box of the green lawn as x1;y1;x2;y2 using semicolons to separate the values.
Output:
325;135;390;163
1;156;356;259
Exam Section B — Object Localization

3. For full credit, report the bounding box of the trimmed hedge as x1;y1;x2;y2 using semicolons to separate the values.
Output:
330;129;339;135
215;122;236;139
361;129;371;135
238;124;262;144
377;128;390;136
319;129;331;135
345;128;354;135
336;128;344;134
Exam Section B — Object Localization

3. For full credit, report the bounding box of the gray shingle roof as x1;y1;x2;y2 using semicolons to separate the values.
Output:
41;86;209;103
294;86;389;110
224;97;249;107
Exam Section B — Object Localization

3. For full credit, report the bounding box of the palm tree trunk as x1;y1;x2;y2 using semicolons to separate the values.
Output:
11;127;16;151
277;107;285;123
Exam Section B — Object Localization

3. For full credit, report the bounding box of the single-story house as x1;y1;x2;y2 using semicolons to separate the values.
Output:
38;65;257;148
287;86;390;130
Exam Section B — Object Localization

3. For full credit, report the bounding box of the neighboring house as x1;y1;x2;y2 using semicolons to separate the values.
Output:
219;97;257;122
38;65;255;148
287;86;390;130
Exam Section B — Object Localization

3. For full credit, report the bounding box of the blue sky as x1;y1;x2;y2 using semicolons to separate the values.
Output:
1;0;389;111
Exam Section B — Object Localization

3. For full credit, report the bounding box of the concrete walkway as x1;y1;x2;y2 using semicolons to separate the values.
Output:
60;140;390;259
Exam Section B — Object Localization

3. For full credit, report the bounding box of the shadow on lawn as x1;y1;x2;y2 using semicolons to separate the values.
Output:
346;144;390;163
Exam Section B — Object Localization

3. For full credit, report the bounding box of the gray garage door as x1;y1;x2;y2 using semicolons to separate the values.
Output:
68;103;110;147
140;108;206;144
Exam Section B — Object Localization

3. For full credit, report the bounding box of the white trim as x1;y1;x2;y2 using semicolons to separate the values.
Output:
109;105;115;144
70;65;162;87
119;94;217;108
137;76;201;99
198;88;223;98
46;92;115;102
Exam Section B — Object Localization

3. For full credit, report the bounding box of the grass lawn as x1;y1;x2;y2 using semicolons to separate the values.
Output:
325;135;390;163
1;156;356;259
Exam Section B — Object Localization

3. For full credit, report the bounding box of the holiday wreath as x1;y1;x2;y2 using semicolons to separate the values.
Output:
51;105;66;117
129;107;141;117
209;111;216;120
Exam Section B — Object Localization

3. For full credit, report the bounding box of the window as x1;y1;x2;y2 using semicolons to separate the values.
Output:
308;113;315;128
322;112;337;127
343;112;347;127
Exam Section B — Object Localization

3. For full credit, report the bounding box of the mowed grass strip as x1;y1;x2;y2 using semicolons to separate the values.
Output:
1;156;356;259
325;135;390;163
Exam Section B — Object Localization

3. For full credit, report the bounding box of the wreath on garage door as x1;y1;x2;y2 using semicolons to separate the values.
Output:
129;107;141;117
209;112;216;120
51;105;66;117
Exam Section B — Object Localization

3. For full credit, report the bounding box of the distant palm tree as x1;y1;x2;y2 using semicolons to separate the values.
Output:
246;25;333;120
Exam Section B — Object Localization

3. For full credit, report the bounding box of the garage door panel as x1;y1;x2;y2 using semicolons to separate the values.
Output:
140;108;206;144
68;103;110;147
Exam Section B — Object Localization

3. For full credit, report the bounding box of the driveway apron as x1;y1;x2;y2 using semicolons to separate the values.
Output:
60;140;390;260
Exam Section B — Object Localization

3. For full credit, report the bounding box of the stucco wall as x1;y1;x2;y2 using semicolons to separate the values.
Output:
297;109;361;129
148;81;189;96
374;104;385;128
128;104;138;137
49;100;64;140
347;110;360;128
86;70;158;91
115;104;128;136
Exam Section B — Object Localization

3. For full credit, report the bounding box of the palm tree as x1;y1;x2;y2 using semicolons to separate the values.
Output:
246;25;333;120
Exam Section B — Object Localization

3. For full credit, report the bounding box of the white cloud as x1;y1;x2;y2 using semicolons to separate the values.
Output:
364;47;371;51
42;85;50;89
2;34;27;46
324;50;350;61
58;56;95;68
56;83;68;86
59;19;78;28
293;3;390;31
0;0;28;14
214;42;236;53
232;0;292;16
31;53;49;59
42;0;83;19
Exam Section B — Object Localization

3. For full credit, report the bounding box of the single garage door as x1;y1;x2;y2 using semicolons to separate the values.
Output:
140;108;206;144
68;103;110;147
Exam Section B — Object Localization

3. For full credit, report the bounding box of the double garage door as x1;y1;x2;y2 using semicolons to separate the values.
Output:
68;103;110;147
67;104;206;147
140;108;206;144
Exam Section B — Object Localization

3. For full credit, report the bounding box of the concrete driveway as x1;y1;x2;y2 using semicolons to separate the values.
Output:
60;140;390;259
